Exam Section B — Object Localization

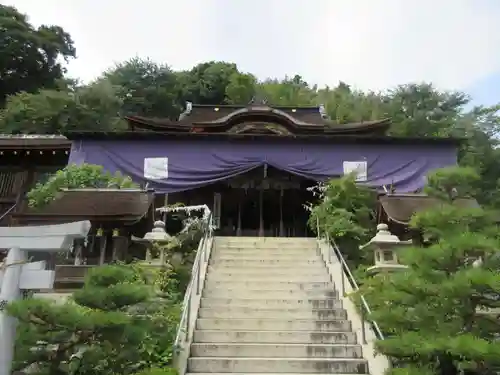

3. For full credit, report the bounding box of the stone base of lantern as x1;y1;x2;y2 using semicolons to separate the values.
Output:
367;263;408;275
476;307;500;315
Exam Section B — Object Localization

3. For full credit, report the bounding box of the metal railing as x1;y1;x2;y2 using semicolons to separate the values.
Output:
173;209;214;352
0;202;17;225
316;218;384;344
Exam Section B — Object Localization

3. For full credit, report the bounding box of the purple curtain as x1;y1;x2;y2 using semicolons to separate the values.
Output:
69;138;457;193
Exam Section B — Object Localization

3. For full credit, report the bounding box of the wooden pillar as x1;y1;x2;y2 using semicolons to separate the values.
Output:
98;229;107;265
237;199;242;236
259;189;264;237
111;229;120;261
213;192;221;230
279;189;285;237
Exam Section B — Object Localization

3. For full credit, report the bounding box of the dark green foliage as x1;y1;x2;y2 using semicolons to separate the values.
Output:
308;174;377;264
104;57;181;119
0;5;75;106
357;167;500;375
9;263;182;375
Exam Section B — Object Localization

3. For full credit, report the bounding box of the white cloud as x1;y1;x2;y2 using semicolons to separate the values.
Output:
5;0;500;91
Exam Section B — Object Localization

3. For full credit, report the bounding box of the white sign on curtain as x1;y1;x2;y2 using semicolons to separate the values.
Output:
343;161;367;182
144;157;169;180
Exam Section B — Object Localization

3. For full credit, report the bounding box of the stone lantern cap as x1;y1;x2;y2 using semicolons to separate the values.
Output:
143;220;172;242
132;220;173;265
360;223;412;251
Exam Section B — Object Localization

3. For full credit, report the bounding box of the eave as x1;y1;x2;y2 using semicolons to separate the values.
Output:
0;135;71;150
64;130;464;146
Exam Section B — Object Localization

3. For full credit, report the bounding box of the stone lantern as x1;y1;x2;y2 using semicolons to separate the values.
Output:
360;223;412;274
133;220;172;265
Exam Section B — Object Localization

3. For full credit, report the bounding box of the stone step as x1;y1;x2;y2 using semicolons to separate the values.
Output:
216;236;314;243
190;343;363;358
209;264;325;271
204;280;335;291
203;285;335;296
202;288;337;299
215;245;318;251
198;306;348;320
207;267;327;277
196;318;352;332
212;253;320;260
210;259;323;266
193;330;358;344
187;357;368;373
206;274;331;283
200;298;342;309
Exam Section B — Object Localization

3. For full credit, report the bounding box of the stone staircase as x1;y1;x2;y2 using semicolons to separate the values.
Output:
186;236;370;375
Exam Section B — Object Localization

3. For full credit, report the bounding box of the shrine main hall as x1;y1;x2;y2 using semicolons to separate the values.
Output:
62;101;458;237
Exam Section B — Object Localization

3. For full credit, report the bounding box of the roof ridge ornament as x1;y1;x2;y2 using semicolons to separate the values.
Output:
178;101;193;121
319;104;328;119
249;94;268;106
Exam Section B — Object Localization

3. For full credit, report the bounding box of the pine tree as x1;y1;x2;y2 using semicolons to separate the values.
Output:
358;167;500;375
8;264;179;375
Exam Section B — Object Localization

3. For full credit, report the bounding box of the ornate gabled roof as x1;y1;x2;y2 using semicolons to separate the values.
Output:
125;102;391;136
177;104;328;126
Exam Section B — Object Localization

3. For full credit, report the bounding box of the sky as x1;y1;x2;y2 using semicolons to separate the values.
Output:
5;0;500;106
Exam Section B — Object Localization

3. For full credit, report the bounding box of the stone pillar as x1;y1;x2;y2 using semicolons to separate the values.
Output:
73;238;84;266
0;221;90;375
0;247;25;375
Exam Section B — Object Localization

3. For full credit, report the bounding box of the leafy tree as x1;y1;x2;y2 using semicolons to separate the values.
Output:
308;174;377;264
133;368;178;375
225;72;257;104
357;167;500;375
317;82;385;123
258;75;317;106
0;5;76;106
178;61;241;105
27;163;139;208
10;264;181;375
0;81;126;134
423;166;480;201
104;58;181;119
383;83;469;138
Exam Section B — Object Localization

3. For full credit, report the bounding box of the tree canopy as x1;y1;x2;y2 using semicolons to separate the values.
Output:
0;5;75;107
2;5;500;206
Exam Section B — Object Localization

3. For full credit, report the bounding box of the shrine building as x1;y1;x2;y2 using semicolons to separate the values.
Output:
64;101;459;237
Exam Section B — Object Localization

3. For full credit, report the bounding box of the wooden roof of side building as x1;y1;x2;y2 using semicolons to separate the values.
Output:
379;193;479;225
12;189;154;226
0;135;71;149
